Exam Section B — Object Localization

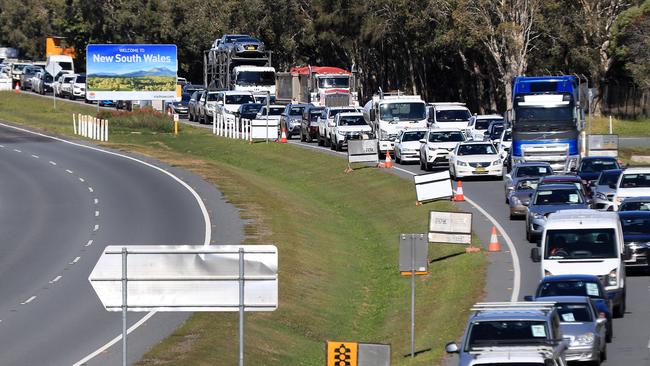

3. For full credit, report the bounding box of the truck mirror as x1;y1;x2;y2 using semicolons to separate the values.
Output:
445;342;459;354
419;139;426;144
531;247;541;263
369;109;375;121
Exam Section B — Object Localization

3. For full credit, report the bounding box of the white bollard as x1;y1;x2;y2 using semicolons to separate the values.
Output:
91;117;96;140
81;115;86;137
73;114;77;135
99;119;103;141
212;110;216;135
104;119;109;142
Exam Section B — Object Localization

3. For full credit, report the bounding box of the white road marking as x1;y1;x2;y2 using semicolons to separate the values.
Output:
69;256;81;265
79;177;85;182
13;149;21;152
93;224;99;231
88;186;94;192
0;144;4;147
85;240;93;247
31;154;39;158
0;123;212;365
95;210;99;217
94;198;99;204
290;140;522;301
49;275;62;284
66;169;74;174
21;296;36;305
49;160;57;165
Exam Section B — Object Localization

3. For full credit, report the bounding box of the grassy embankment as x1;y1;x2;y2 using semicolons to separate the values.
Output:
0;92;486;365
587;116;650;136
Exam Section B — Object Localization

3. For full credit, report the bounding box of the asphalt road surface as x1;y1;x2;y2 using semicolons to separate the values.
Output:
0;122;244;365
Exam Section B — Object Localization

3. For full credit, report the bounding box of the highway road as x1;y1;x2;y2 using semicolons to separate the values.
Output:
0;122;244;365
276;135;649;365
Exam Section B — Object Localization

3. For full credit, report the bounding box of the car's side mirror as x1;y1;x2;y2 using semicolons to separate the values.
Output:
531;247;541;263
394;138;399;143
505;174;511;180
419;139;426;144
522;201;530;207
589;181;597;188
596;317;607;326
445;342;459;354
523;295;534;301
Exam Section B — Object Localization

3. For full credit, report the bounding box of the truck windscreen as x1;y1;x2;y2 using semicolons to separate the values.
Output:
59;62;73;71
318;77;349;88
237;72;275;86
380;103;426;121
514;106;575;132
545;228;617;259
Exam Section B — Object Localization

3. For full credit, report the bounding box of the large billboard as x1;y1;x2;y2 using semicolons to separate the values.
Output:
86;44;177;100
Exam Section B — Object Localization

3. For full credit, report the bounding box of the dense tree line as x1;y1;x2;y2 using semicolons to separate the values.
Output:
1;0;647;114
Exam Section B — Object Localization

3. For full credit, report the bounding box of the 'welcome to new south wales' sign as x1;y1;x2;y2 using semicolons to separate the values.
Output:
86;44;177;100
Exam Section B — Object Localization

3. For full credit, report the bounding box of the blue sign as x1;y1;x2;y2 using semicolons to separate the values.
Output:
86;44;177;100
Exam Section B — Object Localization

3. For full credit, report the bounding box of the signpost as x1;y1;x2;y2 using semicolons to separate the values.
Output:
346;139;379;172
398;233;427;358
45;62;62;109
89;245;278;366
587;134;618;157
428;211;472;245
413;171;453;204
86;44;178;101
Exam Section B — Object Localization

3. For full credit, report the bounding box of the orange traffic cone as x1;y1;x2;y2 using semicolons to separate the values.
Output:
488;226;501;252
384;150;393;168
453;181;465;201
278;127;288;143
14;83;20;94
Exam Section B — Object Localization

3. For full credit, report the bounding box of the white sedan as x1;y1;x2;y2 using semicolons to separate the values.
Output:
394;128;428;164
449;141;504;180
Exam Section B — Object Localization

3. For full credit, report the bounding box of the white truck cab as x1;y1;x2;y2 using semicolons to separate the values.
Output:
363;93;428;154
466;114;504;141
531;210;627;318
428;102;472;130
232;65;276;94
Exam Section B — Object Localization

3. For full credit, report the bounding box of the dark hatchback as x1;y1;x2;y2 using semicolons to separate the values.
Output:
619;211;650;270
235;103;263;120
577;156;621;183
525;274;613;342
301;105;324;143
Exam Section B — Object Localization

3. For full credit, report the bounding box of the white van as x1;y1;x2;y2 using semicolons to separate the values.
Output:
45;55;74;76
531;210;627;317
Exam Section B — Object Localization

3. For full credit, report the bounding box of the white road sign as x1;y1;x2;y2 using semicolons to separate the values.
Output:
89;245;278;312
428;211;472;244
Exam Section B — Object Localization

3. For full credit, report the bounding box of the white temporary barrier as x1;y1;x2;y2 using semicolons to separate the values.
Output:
414;170;453;204
212;108;270;143
73;114;108;142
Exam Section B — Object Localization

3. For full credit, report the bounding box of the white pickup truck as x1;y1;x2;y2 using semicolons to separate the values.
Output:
329;112;373;151
316;106;362;147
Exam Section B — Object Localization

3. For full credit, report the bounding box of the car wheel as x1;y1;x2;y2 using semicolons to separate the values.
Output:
330;137;336;150
526;228;534;244
396;151;402;164
606;321;613;343
325;136;331;147
420;158;426;170
450;167;456;181
613;298;625;318
600;344;607;361
317;133;324;146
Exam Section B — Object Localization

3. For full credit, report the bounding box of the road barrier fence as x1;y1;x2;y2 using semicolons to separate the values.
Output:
73;114;108;142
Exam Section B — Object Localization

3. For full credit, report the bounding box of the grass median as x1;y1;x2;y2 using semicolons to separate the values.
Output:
587;116;650;136
0;92;486;365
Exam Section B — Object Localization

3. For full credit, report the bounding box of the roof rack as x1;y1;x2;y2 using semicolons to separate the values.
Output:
469;342;568;358
471;302;556;312
427;102;466;107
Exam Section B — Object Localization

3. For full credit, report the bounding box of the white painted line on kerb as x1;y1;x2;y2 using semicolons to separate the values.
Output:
66;169;74;174
79;177;85;182
88;187;94;193
0;144;4;147
85;240;93;247
49;275;62;284
49;160;56;165
289;140;522;301
31;154;39;158
93;224;99;232
13;148;21;153
0;124;212;366
95;210;99;217
21;296;36;305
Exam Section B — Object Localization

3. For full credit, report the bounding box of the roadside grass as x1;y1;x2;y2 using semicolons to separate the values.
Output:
587;116;650;136
619;147;650;166
0;92;486;365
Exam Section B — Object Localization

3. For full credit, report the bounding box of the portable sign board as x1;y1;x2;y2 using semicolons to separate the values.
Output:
358;343;390;366
399;233;428;275
88;245;278;312
250;119;279;140
428;211;472;244
347;139;379;164
587;134;618;157
413;171;453;203
86;44;178;101
327;341;358;366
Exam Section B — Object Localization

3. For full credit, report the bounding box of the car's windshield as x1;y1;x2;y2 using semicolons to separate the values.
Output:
401;131;426;142
236;71;275;86
234;37;258;43
13;64;29;71
225;35;248;43
466;321;549;350
457;144;497;156
538;280;604;299
436;109;471;122
181;93;191;102
76;75;86;83
329;108;357;118
475;119;503;130
556;303;593;322
44;74;53;82
317;77;349;88
207;93;219;101
534;188;583;205
598;171;621;186
490;124;505;138
579;159;619;173
241;104;262;114
516;165;552;177
225;94;255;104
620;173;650;188
338;116;366;126
619;201;650;211
516;179;539;191
620;215;650;235
288;106;303;116
539;180;582;191
59;62;73;71
267;107;284;115
429;131;465;142
545;229;617;259
309;110;323;120
380;102;426;121
502;130;512;141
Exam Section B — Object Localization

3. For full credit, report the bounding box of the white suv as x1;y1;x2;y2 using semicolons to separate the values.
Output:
317;106;361;147
329;112;372;151
419;128;466;171
612;167;650;210
465;114;503;141
427;102;472;130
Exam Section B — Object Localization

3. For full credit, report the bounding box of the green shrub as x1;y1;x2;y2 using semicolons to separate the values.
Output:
97;108;177;133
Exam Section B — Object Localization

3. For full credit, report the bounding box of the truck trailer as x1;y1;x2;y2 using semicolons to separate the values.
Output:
275;66;358;107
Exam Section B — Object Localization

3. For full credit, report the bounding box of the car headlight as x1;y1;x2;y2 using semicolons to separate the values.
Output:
492;159;502;166
614;196;623;204
532;212;544;219
456;160;468;167
608;269;617;286
595;192;607;200
573;332;595;346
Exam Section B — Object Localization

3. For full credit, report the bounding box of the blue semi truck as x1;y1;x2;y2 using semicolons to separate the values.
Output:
509;76;583;172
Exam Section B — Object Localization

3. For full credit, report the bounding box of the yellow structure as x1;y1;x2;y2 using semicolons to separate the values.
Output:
46;36;75;58
326;341;358;366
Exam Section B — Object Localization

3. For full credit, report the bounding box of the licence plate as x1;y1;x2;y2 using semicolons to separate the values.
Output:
246;46;256;50
475;166;486;173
